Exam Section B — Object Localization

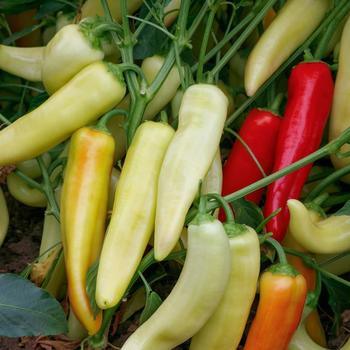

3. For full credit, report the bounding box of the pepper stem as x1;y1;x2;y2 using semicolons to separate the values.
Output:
207;193;235;224
95;109;128;134
265;237;288;265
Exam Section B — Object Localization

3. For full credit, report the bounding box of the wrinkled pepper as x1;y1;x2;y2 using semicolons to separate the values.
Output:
329;16;350;182
0;61;125;167
190;221;260;350
96;121;174;310
0;187;9;247
245;0;330;96
264;61;334;241
121;208;231;350
244;264;307;350
287;199;350;254
61;125;115;335
155;84;228;261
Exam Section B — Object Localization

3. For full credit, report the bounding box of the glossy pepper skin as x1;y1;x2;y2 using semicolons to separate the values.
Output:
264;62;334;241
0;45;44;81
329;16;350;182
96;121;175;310
121;213;231;350
288;199;350;254
244;264;307;350
0;62;125;167
61;127;115;335
154;84;228;261
190;224;260;350
220;108;281;219
245;0;330;96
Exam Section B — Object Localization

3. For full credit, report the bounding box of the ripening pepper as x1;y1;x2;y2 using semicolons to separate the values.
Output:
61;125;115;335
244;264;307;350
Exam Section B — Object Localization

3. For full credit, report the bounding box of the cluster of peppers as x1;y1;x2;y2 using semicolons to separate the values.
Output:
0;0;350;349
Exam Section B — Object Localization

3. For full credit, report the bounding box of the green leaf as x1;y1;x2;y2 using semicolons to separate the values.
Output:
0;273;67;337
0;0;40;14
139;291;162;325
86;262;100;319
322;274;350;333
334;200;350;216
231;198;264;228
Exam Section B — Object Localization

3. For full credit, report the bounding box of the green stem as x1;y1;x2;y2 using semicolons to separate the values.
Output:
256;208;282;233
225;0;350;127
186;127;350;222
0;113;11;126
210;0;278;78
305;163;350;202
191;1;260;73
322;193;350;207
37;157;60;222
225;127;266;177
266;237;288;265
197;5;218;82
207;193;235;223
314;2;350;60
14;170;42;192
96;109;128;133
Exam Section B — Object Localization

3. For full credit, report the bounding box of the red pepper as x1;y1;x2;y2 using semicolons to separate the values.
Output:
264;62;334;241
219;108;281;221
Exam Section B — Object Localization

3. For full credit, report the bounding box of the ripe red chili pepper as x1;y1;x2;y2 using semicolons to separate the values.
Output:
219;108;281;221
264;61;334;241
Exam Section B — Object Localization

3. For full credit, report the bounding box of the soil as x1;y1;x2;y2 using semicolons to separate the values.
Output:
0;187;349;350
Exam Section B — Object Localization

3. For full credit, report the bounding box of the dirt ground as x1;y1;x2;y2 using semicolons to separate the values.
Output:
0;187;349;350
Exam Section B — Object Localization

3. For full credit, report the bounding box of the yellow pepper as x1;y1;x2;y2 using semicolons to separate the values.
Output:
96;121;174;309
0;61;125;167
287;199;350;254
245;0;330;96
0;187;9;247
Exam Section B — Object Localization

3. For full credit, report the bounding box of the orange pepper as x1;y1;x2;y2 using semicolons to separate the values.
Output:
244;264;307;350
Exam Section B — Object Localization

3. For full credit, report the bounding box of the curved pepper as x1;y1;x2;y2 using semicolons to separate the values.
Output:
0;61;125;167
6;173;47;207
245;0;330;96
96;121;174;309
221;108;281;210
288;308;350;350
287;199;350;254
190;224;260;350
42;22;108;94
264;61;334;241
0;187;9;247
244;264;307;350
121;213;231;350
61;126;115;335
154;84;228;261
107;55;181;160
0;45;44;81
329;16;350;182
